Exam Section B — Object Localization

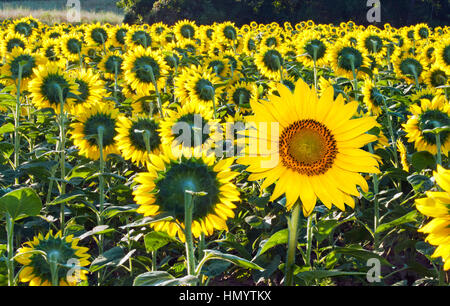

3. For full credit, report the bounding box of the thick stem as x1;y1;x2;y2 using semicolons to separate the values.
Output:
184;191;196;276
14;64;23;185
48;252;60;286
381;98;399;168
436;133;442;166
305;214;313;267
285;201;301;286
57;88;66;231
97;125;106;256
6;213;15;286
368;143;380;250
147;65;164;118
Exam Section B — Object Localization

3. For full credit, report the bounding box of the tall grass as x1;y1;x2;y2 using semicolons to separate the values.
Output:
0;0;124;24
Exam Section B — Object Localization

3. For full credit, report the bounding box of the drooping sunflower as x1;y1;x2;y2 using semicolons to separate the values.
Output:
423;65;448;88
108;24;129;48
414;23;431;41
132;147;240;241
159;101;221;154
392;48;425;85
237;78;380;215
173;20;198;41
185;68;224;105
254;46;285;81
59;32;86;62
70;101;123;160
403;96;450;156
328;41;370;80
204;54;231;78
15;231;90;286
98;50;124;80
296;33;329;68
124;27;153;49
410;87;443;104
28;64;77;113
85;23;110;48
114;115;162;167
0;32;28;57
214;21;238;44
122;46;169;96
357;30;386;61
415;165;450;271
2;47;46;92
68;68;108;113
227;81;258;110
362;79;384;116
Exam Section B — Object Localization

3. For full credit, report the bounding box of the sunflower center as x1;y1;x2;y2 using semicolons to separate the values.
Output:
265;37;278;47
364;35;383;53
115;28;128;44
443;45;450;65
280;120;337;176
175;113;210;147
104;55;123;74
338;47;363;71
7;38;25;52
418;27;429;39
131;30;152;47
14;22;32;37
207;60;225;75
90;27;108;45
305;39;326;60
83;113;117;147
263;49;283;72
10;54;36;79
232;88;251;105
399;58;423;78
430;69;447;87
66;38;82;54
133;56;161;83
418;110;450;145
41;74;70;105
155;161;219;220
194;79;215;101
129;118;161;152
223;25;237;40
246;38;256;51
180;24;195;39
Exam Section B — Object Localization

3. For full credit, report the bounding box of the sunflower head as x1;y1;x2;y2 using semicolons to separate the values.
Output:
133;147;240;241
15;231;90;286
255;47;284;81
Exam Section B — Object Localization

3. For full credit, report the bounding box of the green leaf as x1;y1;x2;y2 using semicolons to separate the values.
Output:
133;271;197;286
314;217;356;244
411;151;435;172
407;174;434;193
90;247;124;272
0;187;42;221
296;269;367;283
47;190;85;205
79;225;111;240
0;123;14;134
203;249;263;271
375;210;418;234
255;229;288;257
120;214;174;229
144;231;175;253
330;247;392;267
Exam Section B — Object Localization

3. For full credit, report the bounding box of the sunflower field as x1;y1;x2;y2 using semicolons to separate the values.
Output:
0;17;449;288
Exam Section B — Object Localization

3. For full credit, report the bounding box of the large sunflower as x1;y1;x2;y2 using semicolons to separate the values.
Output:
114;115;162;167
15;231;90;286
415;165;450;271
237;79;380;215
70;102;123;160
132;147;240;241
402;96;450;156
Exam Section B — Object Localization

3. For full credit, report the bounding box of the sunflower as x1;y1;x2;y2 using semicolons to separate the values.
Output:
0;32;28;57
357;30;386;61
297;33;329;68
254;46;284;81
28;64;78;113
393;46;424;79
415;165;450;271
2;47;46;92
242;32;257;55
70;101;123;160
410;87;443;104
132;147;240;241
174;20;198;41
185;68;224;105
85;23;110;48
98;50;124;80
215;21;238;44
328;41;370;80
115;115;162;167
124;27;153;49
159;101;221;155
173;65;203;103
227;81;258;110
108;24;129;48
68;68;107;113
122;46;169;96
41;40;65;67
204;54;231;78
414;23;431;41
15;231;90;286
423;65;448;88
59;32;86;62
237;78;380;215
435;38;450;75
362;79;384;116
403;96;450;156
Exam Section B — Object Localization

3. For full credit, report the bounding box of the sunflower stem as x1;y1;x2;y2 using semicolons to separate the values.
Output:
368;142;380;250
151;250;157;271
285;201;301;286
48;252;60;286
113;60;119;102
349;56;358;93
312;45;319;91
381;97;399;168
57;86;67;232
305;214;314;268
435;133;442;166
13;63;23;186
5;213;15;286
97;125;106;256
147;65;164;118
184;190;196;278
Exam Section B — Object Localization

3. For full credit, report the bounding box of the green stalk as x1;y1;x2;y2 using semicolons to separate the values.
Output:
57;87;67;232
97;125;106;255
436;133;442;166
381;97;399;168
5;213;15;286
13;63;23;185
349;55;358;92
285;201;301;286
184;190;196;277
48;251;60;286
113;60;119;102
312;45;319;91
305;214;313;267
151;250;157;271
368;142;380;250
147;65;164;118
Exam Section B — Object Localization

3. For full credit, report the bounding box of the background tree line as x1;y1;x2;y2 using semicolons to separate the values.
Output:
116;0;449;27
